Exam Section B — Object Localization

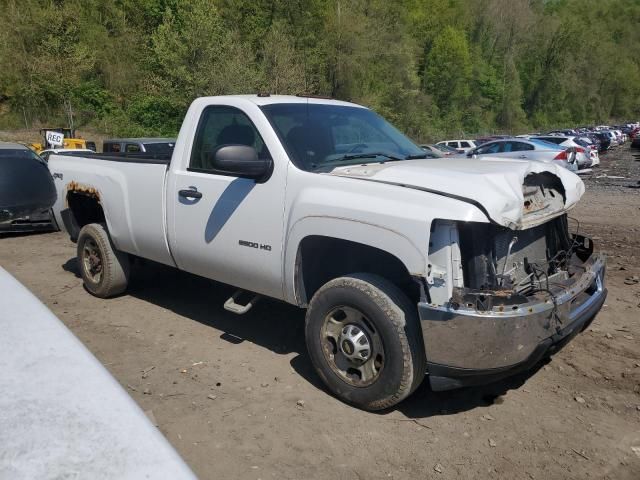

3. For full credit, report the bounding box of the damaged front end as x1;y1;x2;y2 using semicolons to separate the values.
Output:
420;177;606;391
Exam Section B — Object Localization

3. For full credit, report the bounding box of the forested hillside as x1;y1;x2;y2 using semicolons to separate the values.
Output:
1;0;639;141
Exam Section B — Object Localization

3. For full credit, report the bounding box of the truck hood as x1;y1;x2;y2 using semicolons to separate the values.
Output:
328;157;585;229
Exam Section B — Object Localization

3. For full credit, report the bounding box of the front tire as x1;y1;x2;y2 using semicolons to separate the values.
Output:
305;273;426;410
77;223;129;298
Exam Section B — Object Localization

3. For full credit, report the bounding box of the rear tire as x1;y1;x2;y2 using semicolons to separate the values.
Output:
77;223;129;298
305;273;426;411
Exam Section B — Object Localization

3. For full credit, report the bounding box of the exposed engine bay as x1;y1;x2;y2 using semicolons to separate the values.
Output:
427;214;595;309
427;174;595;310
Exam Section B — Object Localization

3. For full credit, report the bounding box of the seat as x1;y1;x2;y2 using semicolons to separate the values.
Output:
285;123;332;169
216;124;255;147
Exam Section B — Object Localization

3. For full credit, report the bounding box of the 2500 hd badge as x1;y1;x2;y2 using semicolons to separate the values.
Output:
239;239;271;251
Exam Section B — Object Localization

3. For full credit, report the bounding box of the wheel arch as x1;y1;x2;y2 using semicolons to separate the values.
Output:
63;183;109;242
285;216;427;306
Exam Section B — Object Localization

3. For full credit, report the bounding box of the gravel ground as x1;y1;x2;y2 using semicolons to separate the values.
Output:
1;145;639;480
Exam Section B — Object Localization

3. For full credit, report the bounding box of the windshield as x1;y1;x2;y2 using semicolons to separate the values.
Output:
433;143;457;153
419;145;444;158
260;103;425;171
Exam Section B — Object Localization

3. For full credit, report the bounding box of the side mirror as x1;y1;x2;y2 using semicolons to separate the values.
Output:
209;145;272;182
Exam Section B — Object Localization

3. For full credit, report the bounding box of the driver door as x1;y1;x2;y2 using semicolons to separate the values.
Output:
166;105;287;299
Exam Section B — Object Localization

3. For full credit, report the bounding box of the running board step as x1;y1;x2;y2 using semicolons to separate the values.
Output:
224;290;261;315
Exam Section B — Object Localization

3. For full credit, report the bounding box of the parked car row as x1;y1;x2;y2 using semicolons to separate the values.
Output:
466;138;580;171
432;121;639;171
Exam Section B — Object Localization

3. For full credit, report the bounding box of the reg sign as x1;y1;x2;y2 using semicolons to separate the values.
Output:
45;130;64;147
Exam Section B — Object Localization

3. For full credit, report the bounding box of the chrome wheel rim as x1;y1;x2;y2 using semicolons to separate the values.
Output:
321;306;384;387
82;238;103;283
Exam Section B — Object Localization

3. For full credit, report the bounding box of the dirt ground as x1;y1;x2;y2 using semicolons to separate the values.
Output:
1;147;640;480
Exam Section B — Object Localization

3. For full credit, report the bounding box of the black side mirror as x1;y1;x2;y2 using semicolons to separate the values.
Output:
209;145;273;182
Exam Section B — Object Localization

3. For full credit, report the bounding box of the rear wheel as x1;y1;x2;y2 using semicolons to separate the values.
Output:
77;223;129;298
305;273;425;410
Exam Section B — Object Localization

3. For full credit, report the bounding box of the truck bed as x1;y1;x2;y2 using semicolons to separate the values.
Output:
48;153;175;267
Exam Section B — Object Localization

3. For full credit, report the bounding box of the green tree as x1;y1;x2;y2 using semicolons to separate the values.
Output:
1;0;639;137
258;21;308;94
423;26;472;115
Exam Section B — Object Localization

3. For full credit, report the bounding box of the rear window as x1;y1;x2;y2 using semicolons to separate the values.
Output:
536;137;565;145
529;139;564;150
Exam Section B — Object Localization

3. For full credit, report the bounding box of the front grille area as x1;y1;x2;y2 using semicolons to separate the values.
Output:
493;225;548;283
458;215;574;292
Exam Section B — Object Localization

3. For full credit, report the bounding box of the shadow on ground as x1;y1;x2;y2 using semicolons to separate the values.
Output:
63;256;547;419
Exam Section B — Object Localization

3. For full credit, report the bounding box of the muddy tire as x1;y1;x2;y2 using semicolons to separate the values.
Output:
305;273;426;411
77;223;129;298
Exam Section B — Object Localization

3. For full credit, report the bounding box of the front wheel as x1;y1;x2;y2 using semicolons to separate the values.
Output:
305;273;426;410
77;223;130;298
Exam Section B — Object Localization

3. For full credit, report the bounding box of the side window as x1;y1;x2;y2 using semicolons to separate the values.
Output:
477;142;501;154
447;141;458;148
107;143;121;153
514;142;534;151
504;142;533;152
190;106;270;172
125;143;141;153
460;141;470;148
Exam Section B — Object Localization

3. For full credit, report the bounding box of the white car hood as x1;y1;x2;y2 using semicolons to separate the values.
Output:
328;157;585;229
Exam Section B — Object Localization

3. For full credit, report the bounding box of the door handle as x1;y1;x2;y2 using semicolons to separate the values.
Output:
178;188;202;199
518;155;528;159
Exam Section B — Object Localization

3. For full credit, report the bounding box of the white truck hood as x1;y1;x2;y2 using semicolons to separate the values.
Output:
328;157;585;229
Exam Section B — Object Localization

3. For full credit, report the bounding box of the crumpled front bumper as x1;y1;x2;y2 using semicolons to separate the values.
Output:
419;253;607;391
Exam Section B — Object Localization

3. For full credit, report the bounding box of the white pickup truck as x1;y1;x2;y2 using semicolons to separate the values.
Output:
49;95;607;410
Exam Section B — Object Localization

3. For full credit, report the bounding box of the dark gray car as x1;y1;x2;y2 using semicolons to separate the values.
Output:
0;143;57;232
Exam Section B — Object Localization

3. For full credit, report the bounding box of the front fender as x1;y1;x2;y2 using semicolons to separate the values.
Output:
283;215;427;305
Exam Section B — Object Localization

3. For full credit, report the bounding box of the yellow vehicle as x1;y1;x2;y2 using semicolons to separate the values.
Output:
30;128;96;153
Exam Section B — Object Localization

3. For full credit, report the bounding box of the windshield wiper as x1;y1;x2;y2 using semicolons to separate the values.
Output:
335;152;403;162
404;153;430;160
